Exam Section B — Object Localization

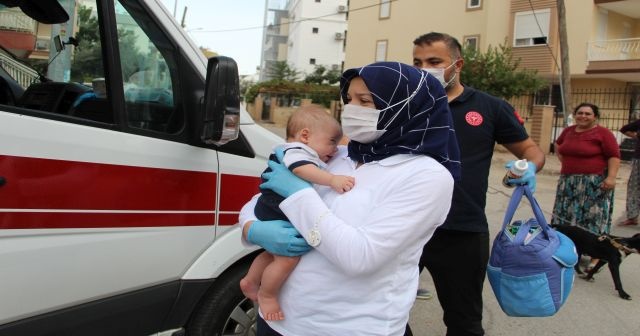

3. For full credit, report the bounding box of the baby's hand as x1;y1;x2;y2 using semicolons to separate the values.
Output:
330;175;355;193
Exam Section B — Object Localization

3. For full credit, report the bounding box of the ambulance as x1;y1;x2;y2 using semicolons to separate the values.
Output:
0;0;280;335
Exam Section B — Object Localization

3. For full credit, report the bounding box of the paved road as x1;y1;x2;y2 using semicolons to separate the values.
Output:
257;122;640;335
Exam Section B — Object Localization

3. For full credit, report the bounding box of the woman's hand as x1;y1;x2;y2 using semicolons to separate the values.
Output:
260;147;311;197
246;219;311;256
601;176;616;190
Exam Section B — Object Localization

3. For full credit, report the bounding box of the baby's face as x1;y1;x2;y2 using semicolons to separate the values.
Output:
306;125;342;163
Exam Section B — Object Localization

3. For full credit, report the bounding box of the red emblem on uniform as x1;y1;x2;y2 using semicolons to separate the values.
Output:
465;111;483;126
513;110;525;125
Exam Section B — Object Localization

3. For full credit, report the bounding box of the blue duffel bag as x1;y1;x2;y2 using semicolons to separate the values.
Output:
487;185;578;317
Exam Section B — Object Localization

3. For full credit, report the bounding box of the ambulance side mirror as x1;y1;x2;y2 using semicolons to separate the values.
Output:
200;56;240;146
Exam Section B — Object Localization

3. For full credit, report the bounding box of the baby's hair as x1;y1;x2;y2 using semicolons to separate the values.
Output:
286;104;341;140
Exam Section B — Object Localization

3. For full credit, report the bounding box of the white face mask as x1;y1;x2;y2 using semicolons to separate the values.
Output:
341;104;387;143
422;61;457;89
342;73;423;143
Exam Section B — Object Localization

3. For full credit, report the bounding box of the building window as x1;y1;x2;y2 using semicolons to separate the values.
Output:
375;40;387;62
463;35;479;50
312;27;319;34
310;58;316;65
379;0;390;19
467;0;481;10
513;9;551;47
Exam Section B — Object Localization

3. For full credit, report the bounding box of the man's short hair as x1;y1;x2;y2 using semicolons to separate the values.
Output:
413;32;462;60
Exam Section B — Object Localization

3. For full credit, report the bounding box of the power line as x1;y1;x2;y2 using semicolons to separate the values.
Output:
190;0;398;34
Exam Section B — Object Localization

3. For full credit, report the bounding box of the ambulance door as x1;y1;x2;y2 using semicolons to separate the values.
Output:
0;0;219;327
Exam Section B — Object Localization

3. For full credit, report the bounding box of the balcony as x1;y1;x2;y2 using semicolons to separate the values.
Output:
588;38;640;61
586;38;640;78
0;8;37;59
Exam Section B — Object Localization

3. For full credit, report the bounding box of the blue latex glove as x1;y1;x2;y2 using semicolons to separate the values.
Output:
247;219;311;256
260;147;311;197
505;160;537;193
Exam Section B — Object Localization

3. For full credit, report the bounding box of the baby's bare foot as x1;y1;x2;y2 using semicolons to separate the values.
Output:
239;278;259;301
258;292;284;320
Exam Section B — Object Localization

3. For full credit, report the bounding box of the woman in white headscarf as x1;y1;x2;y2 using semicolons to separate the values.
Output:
240;62;460;336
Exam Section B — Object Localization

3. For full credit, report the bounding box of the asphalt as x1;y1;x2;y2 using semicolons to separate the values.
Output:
256;122;640;336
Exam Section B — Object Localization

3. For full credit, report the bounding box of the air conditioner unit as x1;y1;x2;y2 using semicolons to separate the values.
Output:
335;32;344;40
338;5;347;13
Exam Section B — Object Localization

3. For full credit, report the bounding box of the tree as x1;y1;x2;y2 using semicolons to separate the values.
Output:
244;80;339;108
71;5;143;83
304;65;340;85
461;43;547;100
266;61;299;81
70;5;102;82
239;75;255;101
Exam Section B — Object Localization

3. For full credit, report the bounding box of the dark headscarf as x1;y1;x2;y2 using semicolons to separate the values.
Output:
340;61;461;180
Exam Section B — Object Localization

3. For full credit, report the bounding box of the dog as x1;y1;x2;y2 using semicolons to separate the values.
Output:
553;225;640;300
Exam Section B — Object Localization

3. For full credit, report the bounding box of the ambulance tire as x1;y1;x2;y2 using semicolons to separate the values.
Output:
186;261;257;336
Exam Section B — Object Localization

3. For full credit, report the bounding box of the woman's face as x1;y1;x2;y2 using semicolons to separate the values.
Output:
574;106;597;128
346;77;375;108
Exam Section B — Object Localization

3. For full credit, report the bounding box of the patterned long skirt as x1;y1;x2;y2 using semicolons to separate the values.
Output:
550;174;614;234
626;158;640;219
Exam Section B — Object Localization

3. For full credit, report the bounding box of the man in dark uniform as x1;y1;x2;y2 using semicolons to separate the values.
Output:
412;32;546;336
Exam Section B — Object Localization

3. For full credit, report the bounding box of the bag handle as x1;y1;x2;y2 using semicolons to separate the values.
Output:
501;185;551;240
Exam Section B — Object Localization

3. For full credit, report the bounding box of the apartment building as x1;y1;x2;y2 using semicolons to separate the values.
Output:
259;0;290;81
344;0;639;120
260;0;348;81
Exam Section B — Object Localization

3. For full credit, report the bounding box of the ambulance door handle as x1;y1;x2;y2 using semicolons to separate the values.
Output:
0;177;5;186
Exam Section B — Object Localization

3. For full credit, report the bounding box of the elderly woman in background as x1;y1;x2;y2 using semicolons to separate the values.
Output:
551;102;620;269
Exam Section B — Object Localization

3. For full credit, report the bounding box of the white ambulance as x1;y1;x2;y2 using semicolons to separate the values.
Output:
0;0;280;335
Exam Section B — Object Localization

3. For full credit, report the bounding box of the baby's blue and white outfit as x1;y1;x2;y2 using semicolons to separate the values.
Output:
255;142;325;221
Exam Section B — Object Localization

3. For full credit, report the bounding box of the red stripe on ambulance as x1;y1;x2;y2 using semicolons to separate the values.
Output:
0;155;261;229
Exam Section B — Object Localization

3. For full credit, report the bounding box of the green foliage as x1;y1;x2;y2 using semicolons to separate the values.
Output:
70;5;143;83
461;43;547;100
70;5;102;83
239;75;256;102
245;79;339;108
245;62;339;107
304;65;341;85
266;61;300;81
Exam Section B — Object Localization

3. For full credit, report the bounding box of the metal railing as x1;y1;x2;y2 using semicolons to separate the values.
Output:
587;37;640;61
0;51;39;88
0;9;36;33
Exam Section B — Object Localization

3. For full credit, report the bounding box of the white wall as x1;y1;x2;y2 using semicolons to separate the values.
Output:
286;0;347;76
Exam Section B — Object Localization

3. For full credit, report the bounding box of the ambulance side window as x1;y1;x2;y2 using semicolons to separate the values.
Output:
115;1;183;134
0;0;112;123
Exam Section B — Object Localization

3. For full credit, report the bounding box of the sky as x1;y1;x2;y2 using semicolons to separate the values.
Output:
159;0;268;76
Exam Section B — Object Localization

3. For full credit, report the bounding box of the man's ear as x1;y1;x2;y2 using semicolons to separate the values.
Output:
454;58;464;73
299;128;311;144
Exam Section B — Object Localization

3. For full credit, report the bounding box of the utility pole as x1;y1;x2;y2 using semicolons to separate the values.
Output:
181;6;188;28
557;0;572;126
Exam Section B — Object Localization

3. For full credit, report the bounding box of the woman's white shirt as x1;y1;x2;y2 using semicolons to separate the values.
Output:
239;146;454;335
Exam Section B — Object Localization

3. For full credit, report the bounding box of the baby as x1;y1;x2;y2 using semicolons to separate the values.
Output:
240;105;355;320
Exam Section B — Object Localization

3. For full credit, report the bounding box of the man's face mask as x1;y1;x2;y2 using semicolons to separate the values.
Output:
422;61;458;89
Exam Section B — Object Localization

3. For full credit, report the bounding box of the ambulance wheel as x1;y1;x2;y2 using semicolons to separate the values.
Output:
186;261;258;336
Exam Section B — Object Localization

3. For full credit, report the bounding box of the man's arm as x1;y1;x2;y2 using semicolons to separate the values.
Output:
502;138;546;172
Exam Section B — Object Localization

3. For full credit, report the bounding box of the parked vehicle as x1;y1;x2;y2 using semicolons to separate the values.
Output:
0;1;278;335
